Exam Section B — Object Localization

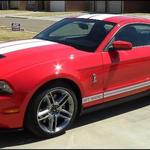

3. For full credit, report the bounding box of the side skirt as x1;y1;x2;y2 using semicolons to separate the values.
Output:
81;90;150;115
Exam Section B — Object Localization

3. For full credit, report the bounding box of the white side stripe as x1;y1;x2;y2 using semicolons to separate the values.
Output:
82;93;103;104
104;80;150;98
82;80;150;104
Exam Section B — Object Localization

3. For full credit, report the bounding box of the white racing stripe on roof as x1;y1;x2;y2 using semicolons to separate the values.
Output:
91;14;120;20
77;14;96;19
0;39;57;54
78;14;120;20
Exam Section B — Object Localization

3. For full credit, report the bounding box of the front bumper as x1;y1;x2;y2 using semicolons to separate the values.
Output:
0;96;23;129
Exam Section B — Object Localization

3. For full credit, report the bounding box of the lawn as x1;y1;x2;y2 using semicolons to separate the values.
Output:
0;10;31;15
0;26;36;42
0;10;85;18
18;11;84;17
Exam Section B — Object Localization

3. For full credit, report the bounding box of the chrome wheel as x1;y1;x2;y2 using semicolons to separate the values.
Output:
37;88;75;134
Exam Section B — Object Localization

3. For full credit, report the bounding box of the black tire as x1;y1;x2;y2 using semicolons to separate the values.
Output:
25;82;79;138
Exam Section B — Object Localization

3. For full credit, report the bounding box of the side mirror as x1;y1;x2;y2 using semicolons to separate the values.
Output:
111;40;133;51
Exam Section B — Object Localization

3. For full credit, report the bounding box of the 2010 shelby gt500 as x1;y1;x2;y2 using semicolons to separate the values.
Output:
0;14;150;138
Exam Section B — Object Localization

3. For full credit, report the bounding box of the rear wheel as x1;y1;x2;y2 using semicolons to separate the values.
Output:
25;83;79;138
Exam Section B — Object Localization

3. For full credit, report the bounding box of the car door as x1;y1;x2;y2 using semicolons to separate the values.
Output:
102;23;150;102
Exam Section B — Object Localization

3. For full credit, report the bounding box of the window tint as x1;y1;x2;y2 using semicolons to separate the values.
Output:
50;21;94;37
114;24;150;47
104;24;114;32
134;24;150;46
35;18;116;52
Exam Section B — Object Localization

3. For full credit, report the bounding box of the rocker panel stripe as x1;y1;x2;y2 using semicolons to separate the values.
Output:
82;80;150;104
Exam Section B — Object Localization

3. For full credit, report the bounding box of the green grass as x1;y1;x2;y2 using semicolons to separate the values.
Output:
0;26;36;42
19;11;83;17
0;10;85;17
0;10;31;15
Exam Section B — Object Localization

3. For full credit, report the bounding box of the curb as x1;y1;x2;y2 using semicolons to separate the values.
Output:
5;16;28;19
4;15;65;21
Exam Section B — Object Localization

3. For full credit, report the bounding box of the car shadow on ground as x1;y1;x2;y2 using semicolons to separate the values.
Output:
0;96;149;148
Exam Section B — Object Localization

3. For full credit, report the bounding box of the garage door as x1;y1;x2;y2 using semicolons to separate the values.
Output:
107;1;122;13
50;1;65;12
95;1;106;13
10;1;18;9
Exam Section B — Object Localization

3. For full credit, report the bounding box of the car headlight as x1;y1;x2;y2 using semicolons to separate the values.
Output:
0;81;13;95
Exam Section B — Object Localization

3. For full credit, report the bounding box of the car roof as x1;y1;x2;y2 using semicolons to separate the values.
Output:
77;14;150;24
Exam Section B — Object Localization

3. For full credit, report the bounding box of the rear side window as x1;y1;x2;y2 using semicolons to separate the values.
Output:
114;24;150;47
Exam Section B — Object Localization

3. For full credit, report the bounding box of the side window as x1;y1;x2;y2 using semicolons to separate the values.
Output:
104;24;114;32
114;24;150;47
135;24;150;46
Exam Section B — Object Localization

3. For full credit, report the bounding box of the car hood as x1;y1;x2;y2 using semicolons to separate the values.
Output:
0;39;87;77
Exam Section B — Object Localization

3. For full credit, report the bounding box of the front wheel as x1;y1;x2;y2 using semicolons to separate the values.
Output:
25;83;78;138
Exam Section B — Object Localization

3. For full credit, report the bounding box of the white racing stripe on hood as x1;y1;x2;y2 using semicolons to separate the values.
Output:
0;39;57;54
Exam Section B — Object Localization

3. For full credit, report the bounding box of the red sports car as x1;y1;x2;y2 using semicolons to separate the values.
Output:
0;14;150;138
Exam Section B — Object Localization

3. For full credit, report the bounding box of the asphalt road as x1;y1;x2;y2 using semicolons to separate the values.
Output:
0;17;55;32
0;96;150;149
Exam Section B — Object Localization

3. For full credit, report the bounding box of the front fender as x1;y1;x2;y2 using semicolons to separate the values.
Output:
5;62;85;123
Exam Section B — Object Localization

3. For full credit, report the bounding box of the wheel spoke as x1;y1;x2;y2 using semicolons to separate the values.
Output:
44;95;51;106
59;114;71;120
60;109;72;118
38;114;49;121
49;92;56;105
54;115;58;132
58;94;70;108
38;109;50;118
48;115;54;132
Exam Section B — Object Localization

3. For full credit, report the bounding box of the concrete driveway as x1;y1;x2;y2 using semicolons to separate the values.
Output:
1;96;150;149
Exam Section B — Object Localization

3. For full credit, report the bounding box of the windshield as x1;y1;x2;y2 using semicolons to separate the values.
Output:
34;18;116;52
